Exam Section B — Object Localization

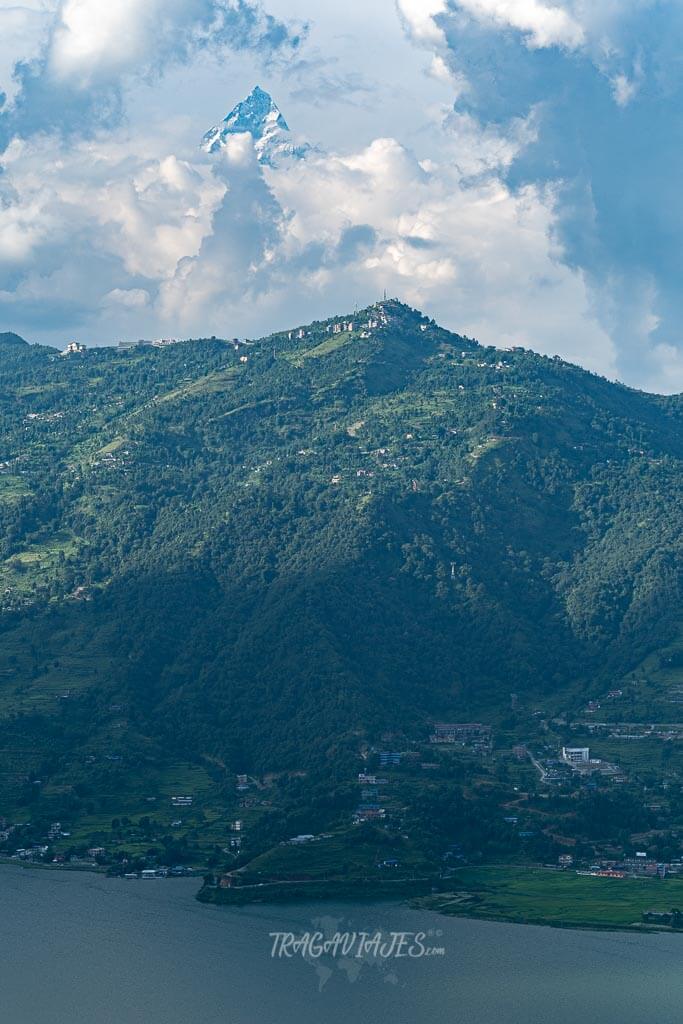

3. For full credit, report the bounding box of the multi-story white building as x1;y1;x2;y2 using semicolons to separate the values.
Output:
562;746;590;764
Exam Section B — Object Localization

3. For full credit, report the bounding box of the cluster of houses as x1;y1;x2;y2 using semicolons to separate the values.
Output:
579;689;624;716
119;336;184;349
430;723;492;752
117;335;236;351
348;723;500;825
642;909;683;926
63;299;406;366
560;746;625;782
91;448;130;472
0;820;71;860
354;771;389;824
25;411;64;423
577;853;678;880
13;845;49;860
530;745;627;786
124;865;195;879
117;339;147;351
576;720;683;741
285;302;393;344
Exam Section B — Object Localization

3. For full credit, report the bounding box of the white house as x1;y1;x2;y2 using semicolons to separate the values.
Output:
60;341;86;356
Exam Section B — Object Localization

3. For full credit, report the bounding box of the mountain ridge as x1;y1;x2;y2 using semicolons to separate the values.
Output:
1;299;683;875
0;331;29;347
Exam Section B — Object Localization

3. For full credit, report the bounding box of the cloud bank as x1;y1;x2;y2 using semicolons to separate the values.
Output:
0;0;681;393
395;0;683;391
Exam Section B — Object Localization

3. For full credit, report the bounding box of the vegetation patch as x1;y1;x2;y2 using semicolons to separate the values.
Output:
418;866;683;930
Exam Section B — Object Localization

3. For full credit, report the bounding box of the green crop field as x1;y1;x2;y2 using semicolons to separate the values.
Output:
420;866;683;930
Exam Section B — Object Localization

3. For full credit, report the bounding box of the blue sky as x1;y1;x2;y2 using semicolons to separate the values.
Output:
0;1;681;392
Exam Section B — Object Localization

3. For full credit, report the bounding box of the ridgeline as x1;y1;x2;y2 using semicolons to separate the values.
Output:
1;300;683;887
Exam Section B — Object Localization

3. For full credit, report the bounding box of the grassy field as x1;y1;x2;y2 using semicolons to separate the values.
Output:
0;475;32;503
239;829;432;883
157;366;238;404
285;332;354;366
418;866;683;930
0;610;114;716
97;438;127;456
579;736;683;776
201;856;683;921
0;530;81;600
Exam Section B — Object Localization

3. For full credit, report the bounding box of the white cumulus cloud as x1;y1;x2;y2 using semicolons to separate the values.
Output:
452;1;585;49
159;119;615;380
0;0;669;389
48;0;235;85
396;0;449;45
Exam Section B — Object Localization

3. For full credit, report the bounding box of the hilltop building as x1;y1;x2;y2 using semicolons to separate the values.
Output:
60;341;86;356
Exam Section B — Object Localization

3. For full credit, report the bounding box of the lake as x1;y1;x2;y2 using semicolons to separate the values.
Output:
1;864;682;1023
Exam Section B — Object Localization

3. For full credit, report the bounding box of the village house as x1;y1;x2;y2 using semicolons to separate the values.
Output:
379;752;401;767
353;805;386;823
60;341;86;356
430;723;492;744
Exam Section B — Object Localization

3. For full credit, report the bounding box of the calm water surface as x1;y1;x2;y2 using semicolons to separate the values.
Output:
2;864;683;1024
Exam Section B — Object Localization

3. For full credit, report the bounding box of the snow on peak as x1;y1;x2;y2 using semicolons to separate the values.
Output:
201;86;309;166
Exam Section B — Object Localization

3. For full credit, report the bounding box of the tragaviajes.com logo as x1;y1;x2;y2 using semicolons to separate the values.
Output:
269;930;445;960
268;915;447;989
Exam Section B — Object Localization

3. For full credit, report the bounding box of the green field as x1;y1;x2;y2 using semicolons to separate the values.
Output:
239;828;432;883
0;475;32;503
283;331;355;367
157;366;238;403
418;866;683;930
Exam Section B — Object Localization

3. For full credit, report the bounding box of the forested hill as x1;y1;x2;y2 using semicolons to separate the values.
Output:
0;332;30;348
1;300;683;860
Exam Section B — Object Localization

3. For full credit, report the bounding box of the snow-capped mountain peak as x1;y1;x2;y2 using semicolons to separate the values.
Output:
201;86;309;166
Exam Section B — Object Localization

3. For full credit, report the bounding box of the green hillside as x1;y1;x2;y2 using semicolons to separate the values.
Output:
1;300;683;882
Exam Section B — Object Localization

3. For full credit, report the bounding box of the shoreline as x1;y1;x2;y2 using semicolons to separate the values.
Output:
0;857;200;881
6;858;683;935
196;866;683;934
197;876;437;907
0;856;108;874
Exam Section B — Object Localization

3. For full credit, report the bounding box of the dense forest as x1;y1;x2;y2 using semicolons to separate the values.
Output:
1;302;682;872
